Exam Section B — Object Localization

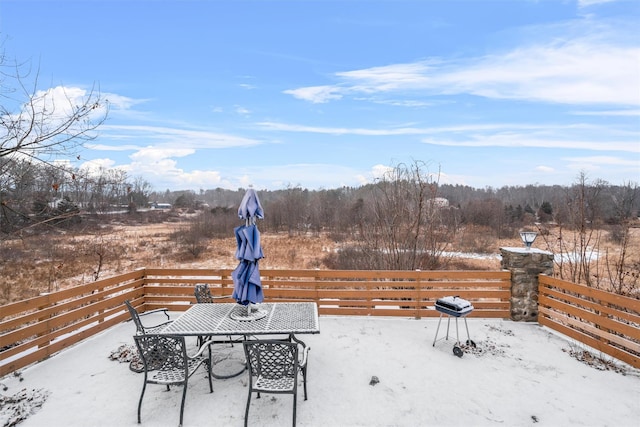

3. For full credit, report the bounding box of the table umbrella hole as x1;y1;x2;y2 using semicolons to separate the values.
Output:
229;305;268;321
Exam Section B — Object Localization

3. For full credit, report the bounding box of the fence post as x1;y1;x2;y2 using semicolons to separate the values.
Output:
500;248;554;322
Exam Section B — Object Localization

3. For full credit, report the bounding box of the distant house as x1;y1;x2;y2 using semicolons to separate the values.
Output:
429;197;450;208
150;202;172;210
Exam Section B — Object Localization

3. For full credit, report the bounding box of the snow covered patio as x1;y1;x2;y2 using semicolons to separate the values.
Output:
2;312;639;427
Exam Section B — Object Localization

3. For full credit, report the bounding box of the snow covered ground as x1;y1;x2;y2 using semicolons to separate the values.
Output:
2;312;639;427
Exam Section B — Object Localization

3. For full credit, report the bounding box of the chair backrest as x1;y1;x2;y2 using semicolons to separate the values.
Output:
244;340;299;381
194;284;215;303
133;334;188;374
125;300;146;335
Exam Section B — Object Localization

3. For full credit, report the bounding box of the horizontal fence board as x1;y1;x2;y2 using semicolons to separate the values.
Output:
539;314;640;369
539;293;640;341
6;267;636;374
1;272;145;318
539;306;640;353
540;287;640;327
540;276;640;313
0;313;127;377
539;275;639;369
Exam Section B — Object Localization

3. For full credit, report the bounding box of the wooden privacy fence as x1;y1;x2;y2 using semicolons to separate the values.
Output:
539;275;640;369
142;268;511;317
0;268;509;377
3;267;640;374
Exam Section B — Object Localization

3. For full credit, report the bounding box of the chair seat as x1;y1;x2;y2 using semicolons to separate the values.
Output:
134;334;213;426
243;339;305;427
148;356;207;385
255;375;295;392
145;323;171;334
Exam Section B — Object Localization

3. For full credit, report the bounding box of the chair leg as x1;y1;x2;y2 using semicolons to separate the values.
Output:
207;360;213;393
302;366;308;400
244;391;252;427
179;380;188;427
292;392;297;427
137;381;147;424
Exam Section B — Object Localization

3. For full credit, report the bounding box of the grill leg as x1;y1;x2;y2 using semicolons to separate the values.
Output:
463;317;471;343
445;316;451;340
432;313;444;346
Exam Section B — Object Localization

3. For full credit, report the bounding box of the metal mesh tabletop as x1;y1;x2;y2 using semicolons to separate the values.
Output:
160;302;320;336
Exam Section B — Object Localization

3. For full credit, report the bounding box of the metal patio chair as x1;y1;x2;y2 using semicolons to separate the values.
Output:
194;283;232;304
125;299;173;335
242;339;310;427
125;300;174;372
133;334;213;427
193;284;247;379
193;284;237;347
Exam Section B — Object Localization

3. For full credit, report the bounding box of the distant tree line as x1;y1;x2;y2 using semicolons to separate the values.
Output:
163;169;639;243
163;163;637;294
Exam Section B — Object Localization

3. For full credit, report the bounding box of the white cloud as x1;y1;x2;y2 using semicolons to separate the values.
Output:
564;155;639;166
100;125;262;149
283;85;343;103
235;106;251;115
129;146;194;162
535;165;556;173
79;158;118;176
258;121;524;136
445;43;640;105
570;109;640;116
337;62;434;92
118;157;230;191
85;143;142;151
285;33;639;106
578;0;618;7
258;121;639;153
421;134;639;152
103;93;148;110
2;86;106;136
371;164;394;181
563;155;640;177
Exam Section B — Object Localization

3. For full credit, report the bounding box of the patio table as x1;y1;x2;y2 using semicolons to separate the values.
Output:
160;302;320;337
159;302;319;379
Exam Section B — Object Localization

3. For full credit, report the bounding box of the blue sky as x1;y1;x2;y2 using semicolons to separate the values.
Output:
1;0;638;192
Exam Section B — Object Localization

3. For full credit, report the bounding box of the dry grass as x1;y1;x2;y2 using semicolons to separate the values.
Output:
1;213;638;304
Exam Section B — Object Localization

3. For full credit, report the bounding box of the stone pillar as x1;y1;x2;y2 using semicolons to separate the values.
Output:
500;247;554;322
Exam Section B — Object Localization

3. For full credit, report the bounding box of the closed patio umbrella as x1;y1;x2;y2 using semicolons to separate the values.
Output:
231;189;266;319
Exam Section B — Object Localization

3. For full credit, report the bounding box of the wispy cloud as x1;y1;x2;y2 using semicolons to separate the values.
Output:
283;85;343;104
578;0;618;7
564;155;639;166
258;121;639;153
100;125;262;149
570;109;640;116
285;23;639;106
421;135;639;152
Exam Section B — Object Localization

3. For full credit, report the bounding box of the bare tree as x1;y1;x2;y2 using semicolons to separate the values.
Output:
604;181;640;295
0;47;108;235
354;161;457;270
546;172;605;285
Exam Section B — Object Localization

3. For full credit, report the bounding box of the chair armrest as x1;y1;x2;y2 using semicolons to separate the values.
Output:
139;307;171;321
299;345;310;368
289;334;310;368
190;338;215;359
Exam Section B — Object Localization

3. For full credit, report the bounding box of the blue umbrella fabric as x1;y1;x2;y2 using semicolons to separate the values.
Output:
232;189;265;307
237;188;264;222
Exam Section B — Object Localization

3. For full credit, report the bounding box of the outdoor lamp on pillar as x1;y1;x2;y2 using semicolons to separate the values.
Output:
519;231;537;249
